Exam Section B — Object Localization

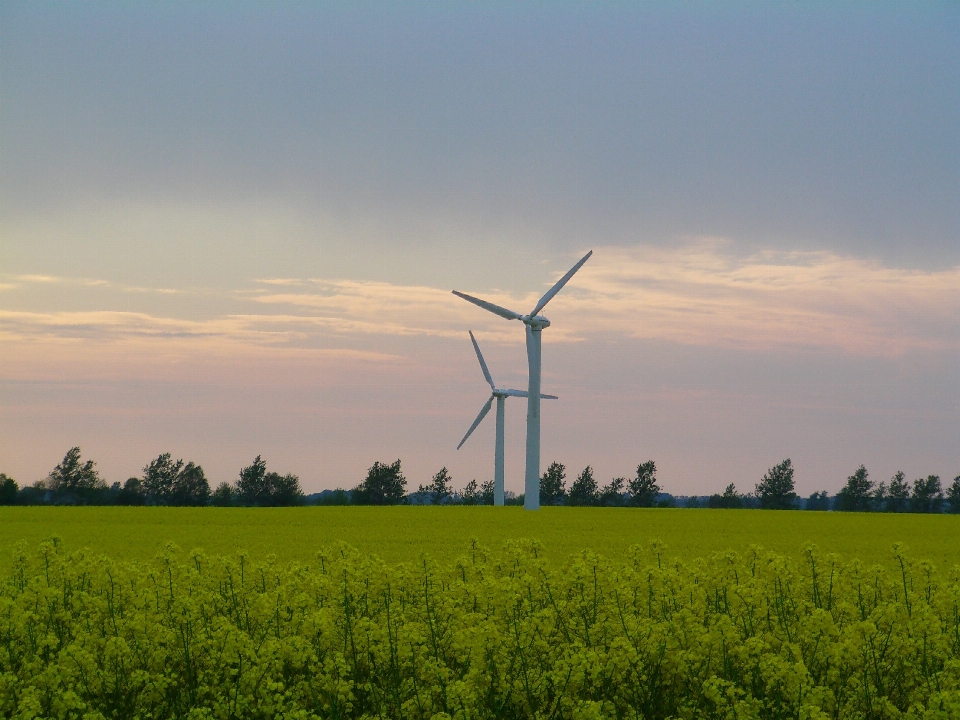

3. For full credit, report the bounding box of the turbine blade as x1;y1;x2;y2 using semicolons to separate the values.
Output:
540;394;558;399
525;323;534;366
501;389;528;397
530;250;593;316
469;331;495;390
452;291;523;321
457;396;494;449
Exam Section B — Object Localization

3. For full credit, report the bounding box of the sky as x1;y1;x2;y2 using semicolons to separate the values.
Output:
1;2;958;497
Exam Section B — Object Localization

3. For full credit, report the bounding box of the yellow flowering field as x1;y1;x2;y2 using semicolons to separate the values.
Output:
2;506;960;571
2;535;960;718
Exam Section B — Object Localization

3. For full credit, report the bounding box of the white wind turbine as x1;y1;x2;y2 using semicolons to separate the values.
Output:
457;331;557;507
453;250;592;510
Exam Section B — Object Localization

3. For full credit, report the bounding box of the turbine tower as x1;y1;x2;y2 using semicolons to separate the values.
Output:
452;250;592;510
457;331;557;506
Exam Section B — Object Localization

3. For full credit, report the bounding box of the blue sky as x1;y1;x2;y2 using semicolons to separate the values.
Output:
2;2;958;494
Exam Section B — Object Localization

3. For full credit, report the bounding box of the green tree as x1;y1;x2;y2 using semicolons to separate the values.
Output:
170;462;211;506
353;460;406;505
911;475;943;514
709;483;744;509
804;491;831;511
946;476;960;514
461;479;478;505
211;482;235;507
599;477;627;507
264;472;305;506
117;477;145;506
0;473;18;505
143;453;183;504
629;461;660;507
479;479;495;505
425;467;453;505
48;447;103;500
540;462;567;505
886;471;910;512
237;456;268;506
836;465;873;512
756;458;797;510
871;482;887;512
567;466;598;506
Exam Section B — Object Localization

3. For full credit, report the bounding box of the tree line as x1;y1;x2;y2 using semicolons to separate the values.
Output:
1;450;958;513
0;448;305;507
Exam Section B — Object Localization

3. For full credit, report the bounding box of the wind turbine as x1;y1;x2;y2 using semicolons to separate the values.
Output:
457;331;557;506
452;250;593;510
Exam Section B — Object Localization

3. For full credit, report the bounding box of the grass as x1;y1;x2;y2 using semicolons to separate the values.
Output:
1;505;959;571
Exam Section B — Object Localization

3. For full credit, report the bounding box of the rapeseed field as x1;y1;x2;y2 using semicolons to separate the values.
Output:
2;506;960;570
2;532;960;718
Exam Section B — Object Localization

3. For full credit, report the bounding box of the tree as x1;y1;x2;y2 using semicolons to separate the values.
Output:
629;461;660;507
836;465;873;512
461;479;479;505
264;472;305;506
946;476;960;514
479;479;495;505
353;460;406;505
567;466;598;506
211;482;235;507
709;483;744;509
170;462;211;506
886;471;910;512
426;467;453;505
117;477;146;506
237;456;268;506
804;491;831;511
871;482;887;512
756;458;797;510
599;477;627;507
0;473;18;505
540;462;567;505
143;453;183;504
48;447;103;499
911;475;943;514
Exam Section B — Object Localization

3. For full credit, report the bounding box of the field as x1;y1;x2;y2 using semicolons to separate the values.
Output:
3;508;960;719
2;506;960;571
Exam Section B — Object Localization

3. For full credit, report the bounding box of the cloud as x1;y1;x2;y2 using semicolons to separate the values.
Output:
557;243;960;354
245;243;960;355
3;243;957;362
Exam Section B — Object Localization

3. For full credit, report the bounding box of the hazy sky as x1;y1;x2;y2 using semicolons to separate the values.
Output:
2;2;958;496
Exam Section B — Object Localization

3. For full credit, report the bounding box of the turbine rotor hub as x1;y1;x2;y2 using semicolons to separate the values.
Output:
523;314;551;329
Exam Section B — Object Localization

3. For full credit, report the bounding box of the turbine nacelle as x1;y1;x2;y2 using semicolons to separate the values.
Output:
521;314;551;329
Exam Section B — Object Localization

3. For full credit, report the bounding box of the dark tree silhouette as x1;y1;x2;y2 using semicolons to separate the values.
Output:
353;460;406;505
804;491;831;511
0;473;18;505
48;447;103;501
211;482;235;507
170;462;211;506
143;454;183;504
709;483;744;509
629;461;660;507
947;476;960;514
886;471;910;512
599;477;627;507
911;475;943;514
567;466;598;506
756;459;797;510
117;478;146;506
540;462;567;505
479;479;495;505
425;467;453;505
836;465;873;512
